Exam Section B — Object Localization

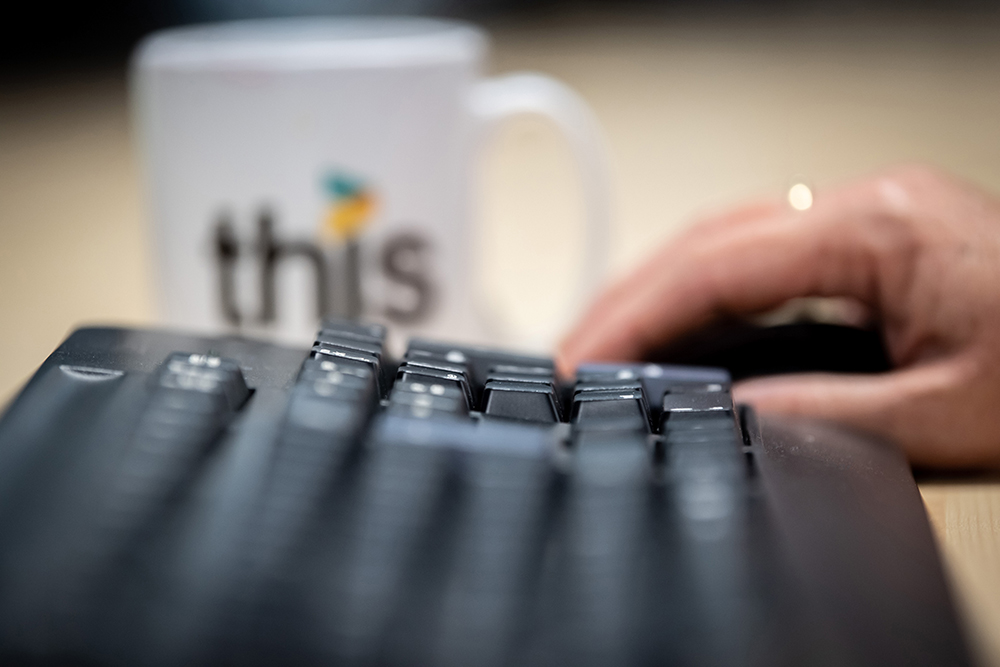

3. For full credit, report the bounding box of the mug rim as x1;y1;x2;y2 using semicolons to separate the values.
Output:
134;16;488;72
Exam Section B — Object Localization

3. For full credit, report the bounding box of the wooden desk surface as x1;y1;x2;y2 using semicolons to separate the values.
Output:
921;480;1000;666
1;13;999;665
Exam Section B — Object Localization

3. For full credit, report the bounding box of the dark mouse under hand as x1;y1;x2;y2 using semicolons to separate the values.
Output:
644;321;891;381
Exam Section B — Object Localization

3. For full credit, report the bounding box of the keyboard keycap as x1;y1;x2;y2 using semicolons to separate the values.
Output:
406;344;470;366
401;348;473;405
432;449;551;667
661;391;735;425
319;317;387;344
160;352;251;412
488;364;555;384
311;323;388;397
482;380;560;423
570;388;650;432
332;430;453;661
312;345;385;396
660;392;738;468
297;369;368;393
313;332;382;368
665;381;727;394
551;431;649;663
396;363;474;410
401;356;473;391
576;367;643;383
407;339;554;398
577;362;731;426
86;353;250;580
573;378;644;396
388;380;468;418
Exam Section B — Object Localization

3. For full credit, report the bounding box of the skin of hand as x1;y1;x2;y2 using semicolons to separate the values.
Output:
557;165;1000;469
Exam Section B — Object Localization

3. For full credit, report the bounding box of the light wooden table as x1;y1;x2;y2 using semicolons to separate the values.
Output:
921;479;1000;665
1;12;999;664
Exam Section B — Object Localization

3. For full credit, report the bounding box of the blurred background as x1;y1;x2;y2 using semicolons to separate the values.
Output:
3;3;1000;658
5;0;1000;403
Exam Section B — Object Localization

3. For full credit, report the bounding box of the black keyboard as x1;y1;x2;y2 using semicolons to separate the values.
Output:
0;322;970;666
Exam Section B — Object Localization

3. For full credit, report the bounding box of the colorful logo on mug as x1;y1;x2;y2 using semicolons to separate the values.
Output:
322;172;376;241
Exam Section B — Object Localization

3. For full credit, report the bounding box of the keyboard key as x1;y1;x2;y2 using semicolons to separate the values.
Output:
573;430;651;481
371;413;554;459
82;352;251;588
301;353;375;375
296;374;371;398
488;364;555;384
242;343;380;581
664;381;727;394
482;380;561;423
552;431;649;663
406;344;470;366
312;345;385;396
402;356;472;385
431;449;551;667
330;413;558;660
312;323;388;396
576;367;642;383
660;389;739;465
661;391;735;426
151;353;250;443
573;378;644;396
407;339;553;398
577;362;731;427
160;352;251;413
315;332;384;358
570;388;650;432
298;360;375;391
661;415;734;434
388;380;468;418
396;363;474;410
332;438;451;662
286;389;364;432
319;317;387;345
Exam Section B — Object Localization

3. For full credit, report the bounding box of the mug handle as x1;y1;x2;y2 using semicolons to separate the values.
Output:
468;72;612;344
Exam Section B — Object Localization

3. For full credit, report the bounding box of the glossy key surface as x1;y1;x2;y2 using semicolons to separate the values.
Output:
482;379;561;423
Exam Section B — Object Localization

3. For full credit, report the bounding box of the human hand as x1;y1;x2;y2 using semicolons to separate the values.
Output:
557;166;1000;468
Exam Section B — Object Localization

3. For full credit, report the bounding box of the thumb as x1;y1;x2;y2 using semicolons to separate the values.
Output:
732;361;983;468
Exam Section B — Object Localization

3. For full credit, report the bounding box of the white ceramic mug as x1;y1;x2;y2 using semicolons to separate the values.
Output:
132;17;610;350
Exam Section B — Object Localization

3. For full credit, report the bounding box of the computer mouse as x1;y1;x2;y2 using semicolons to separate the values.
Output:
644;321;892;381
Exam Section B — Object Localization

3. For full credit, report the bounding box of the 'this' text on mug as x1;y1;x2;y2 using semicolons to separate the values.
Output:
211;173;435;327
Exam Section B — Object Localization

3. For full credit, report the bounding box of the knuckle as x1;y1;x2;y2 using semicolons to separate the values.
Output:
884;163;944;187
872;164;955;212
